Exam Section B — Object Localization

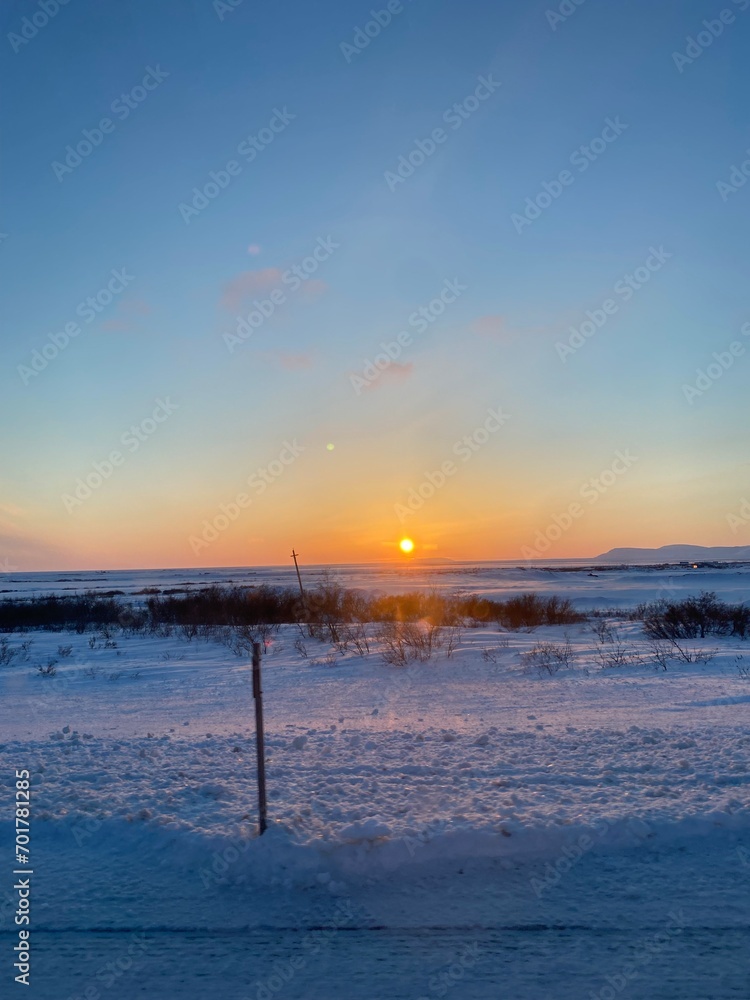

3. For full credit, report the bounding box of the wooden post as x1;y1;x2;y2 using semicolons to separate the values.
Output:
251;641;268;835
291;549;305;603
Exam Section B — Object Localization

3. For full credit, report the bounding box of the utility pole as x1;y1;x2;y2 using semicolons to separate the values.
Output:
251;642;267;835
291;549;305;603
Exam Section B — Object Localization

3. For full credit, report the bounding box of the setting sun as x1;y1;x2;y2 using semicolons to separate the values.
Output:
399;538;415;554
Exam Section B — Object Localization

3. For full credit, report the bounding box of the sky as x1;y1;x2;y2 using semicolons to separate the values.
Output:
1;0;749;570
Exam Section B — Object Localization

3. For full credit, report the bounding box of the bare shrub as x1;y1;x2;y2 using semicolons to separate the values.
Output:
378;621;442;665
592;620;613;644
668;642;718;665
636;592;749;640
0;583;588;636
482;640;510;674
333;621;371;656
647;632;719;668
496;594;584;630
215;622;281;657
648;640;672;671
521;638;574;675
0;637;18;666
179;622;199;642
442;626;461;659
309;649;340;668
592;621;641;669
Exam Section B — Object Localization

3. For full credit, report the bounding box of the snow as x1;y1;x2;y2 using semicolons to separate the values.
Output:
4;558;750;610
5;626;749;868
1;565;749;997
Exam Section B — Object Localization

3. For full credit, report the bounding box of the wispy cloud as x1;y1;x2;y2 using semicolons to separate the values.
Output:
279;352;313;370
472;315;516;342
363;361;414;389
121;298;151;316
220;268;283;312
0;503;27;519
299;279;327;302
98;297;152;333
260;351;314;370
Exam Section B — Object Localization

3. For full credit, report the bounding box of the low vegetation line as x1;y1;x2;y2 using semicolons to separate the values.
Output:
0;584;583;633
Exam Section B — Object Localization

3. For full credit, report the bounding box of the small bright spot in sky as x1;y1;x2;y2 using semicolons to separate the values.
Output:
399;538;415;553
326;443;335;451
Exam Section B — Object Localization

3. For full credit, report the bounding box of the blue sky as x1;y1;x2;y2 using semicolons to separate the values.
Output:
1;0;749;569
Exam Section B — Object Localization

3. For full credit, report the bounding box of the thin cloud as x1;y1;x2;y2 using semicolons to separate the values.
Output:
279;352;313;370
472;315;516;342
260;351;314;370
363;361;414;389
220;268;283;312
98;298;152;333
299;279;327;302
121;298;152;316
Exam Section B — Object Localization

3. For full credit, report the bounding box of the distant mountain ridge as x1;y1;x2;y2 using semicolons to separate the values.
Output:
596;544;750;563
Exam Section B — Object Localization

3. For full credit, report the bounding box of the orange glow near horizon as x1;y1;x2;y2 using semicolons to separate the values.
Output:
3;447;749;572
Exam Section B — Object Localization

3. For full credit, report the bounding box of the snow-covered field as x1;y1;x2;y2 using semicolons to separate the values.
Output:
5;557;750;608
1;564;749;998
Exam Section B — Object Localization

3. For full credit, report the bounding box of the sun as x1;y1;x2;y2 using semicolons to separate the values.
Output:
399;538;415;554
